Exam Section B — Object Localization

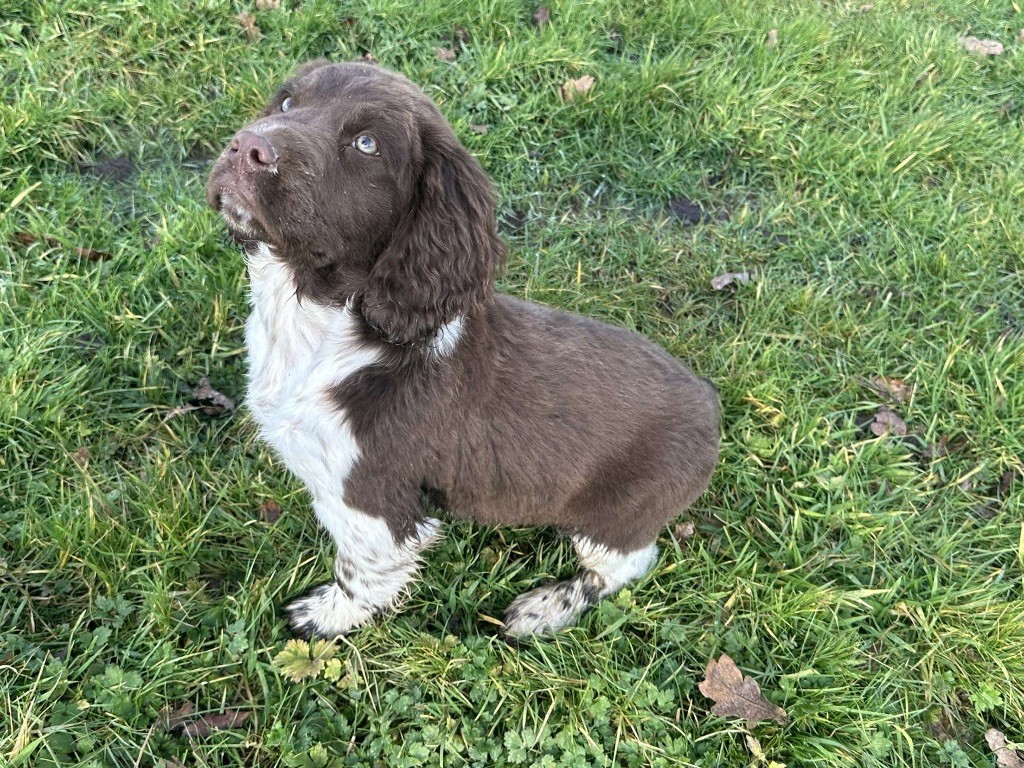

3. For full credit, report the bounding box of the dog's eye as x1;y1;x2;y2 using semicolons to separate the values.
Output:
281;97;293;112
353;135;379;155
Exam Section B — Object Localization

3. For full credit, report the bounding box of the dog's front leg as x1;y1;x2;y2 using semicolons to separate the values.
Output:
285;497;441;639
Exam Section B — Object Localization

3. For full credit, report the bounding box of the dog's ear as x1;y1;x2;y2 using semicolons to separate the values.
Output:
359;124;506;346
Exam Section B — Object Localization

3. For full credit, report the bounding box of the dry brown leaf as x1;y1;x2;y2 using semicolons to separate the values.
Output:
238;12;260;40
159;405;200;426
259;499;283;524
673;521;695;541
710;271;754;291
866;376;912;404
986;729;1024;768
192;377;236;416
532;7;550;30
14;232;109;260
13;232;41;247
469;124;489;135
999;469;1018;497
163;700;193;729
766;29;778;47
255;0;280;8
71;447;91;468
698;654;788;725
166;704;250;738
187;709;250;737
452;26;471;48
436;47;457;62
960;36;1003;55
560;75;595;103
358;52;378;64
75;245;112;261
869;406;907;437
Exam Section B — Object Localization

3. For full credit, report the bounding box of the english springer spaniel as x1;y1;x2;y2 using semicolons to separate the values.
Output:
206;60;720;638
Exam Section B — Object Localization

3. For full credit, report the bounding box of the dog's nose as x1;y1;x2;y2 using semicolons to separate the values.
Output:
228;131;278;171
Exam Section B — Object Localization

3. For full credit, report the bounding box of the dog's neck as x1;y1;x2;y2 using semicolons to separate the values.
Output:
244;241;468;359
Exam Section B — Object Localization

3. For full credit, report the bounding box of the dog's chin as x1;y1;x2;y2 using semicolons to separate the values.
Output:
213;191;271;243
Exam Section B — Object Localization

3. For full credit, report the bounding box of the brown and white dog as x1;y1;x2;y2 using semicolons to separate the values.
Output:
206;60;720;639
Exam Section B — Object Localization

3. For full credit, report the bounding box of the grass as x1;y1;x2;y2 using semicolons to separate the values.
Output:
2;0;1023;765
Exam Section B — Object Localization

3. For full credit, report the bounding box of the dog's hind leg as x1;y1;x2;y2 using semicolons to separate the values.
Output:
501;536;659;638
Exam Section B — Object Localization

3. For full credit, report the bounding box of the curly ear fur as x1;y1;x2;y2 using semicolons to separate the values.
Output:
358;125;506;345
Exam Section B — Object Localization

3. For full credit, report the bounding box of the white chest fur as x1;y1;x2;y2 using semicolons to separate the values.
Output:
244;243;381;508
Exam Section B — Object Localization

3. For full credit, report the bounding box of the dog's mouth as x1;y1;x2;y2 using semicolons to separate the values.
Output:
210;184;269;241
218;193;256;231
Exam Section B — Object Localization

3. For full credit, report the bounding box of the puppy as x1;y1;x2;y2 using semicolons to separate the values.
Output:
206;60;720;638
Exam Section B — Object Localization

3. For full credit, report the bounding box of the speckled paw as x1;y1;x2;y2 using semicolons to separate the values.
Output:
284;582;374;639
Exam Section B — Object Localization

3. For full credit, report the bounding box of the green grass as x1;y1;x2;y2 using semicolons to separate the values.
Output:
2;0;1023;765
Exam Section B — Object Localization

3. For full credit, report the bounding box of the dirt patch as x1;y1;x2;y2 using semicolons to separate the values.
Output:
77;155;135;182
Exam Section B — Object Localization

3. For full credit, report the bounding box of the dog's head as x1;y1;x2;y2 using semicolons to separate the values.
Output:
207;60;505;345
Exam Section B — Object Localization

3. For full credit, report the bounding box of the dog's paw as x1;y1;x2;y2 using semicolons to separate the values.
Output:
284;582;375;639
502;579;595;638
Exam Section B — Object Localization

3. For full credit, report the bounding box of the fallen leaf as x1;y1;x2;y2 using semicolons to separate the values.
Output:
358;52;378;64
673;521;695;542
1019;29;1024;42
869;406;907;437
929;707;955;742
255;0;280;8
668;197;704;226
452;26;471;48
160;404;201;425
864;376;912;404
75;245;112;261
13;232;57;248
710;271;754;291
986;729;1024;768
745;734;765;761
238;12;260;40
1000;469;1017;497
274;638;338;682
71;447;90;468
13;232;39;247
436;47;457;62
173;708;250;741
162;702;194;731
259;500;282;524
12;232;111;260
698;654;788;725
560;75;595;103
960;36;1003;55
181;709;250;738
532;7;550;30
191;377;236;416
469;124;489;135
766;29;778;47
